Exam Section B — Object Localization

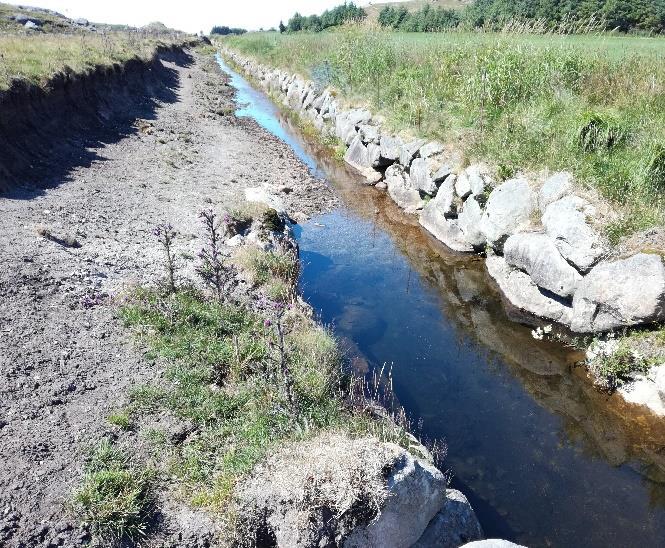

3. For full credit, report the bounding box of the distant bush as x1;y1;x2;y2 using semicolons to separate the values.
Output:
211;25;247;36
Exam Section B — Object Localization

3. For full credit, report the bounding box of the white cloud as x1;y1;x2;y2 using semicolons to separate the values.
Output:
29;0;375;33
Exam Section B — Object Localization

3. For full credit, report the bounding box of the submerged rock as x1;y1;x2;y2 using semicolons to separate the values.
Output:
479;178;536;252
504;232;582;298
571;253;665;332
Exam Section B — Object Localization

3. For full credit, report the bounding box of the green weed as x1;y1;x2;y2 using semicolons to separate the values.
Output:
74;440;155;542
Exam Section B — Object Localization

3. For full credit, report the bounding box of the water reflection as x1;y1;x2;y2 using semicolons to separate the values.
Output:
217;56;665;547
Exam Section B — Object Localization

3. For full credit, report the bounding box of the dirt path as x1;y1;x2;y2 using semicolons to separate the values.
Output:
0;50;336;547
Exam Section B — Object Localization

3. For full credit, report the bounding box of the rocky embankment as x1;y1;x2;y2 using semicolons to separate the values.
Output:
224;50;665;416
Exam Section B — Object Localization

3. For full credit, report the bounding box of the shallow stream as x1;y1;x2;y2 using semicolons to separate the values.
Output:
217;55;665;548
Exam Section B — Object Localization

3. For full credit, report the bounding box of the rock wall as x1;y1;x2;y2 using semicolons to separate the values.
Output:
225;50;665;337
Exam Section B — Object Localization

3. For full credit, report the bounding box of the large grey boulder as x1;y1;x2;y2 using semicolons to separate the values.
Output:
461;541;527;548
345;136;382;184
539;172;572;209
504;233;582;298
571;254;665;332
386;165;424;213
542;196;606;273
419;141;445;159
455;165;488;200
457;196;486;248
347;108;372;126
286;81;304;109
433;164;452;183
358;124;381;144
412;489;483;548
345;451;449;548
336;113;358;146
420;176;476;252
421;214;475;253
410;158;438;195
302;87;317;111
380;135;403;162
400;139;427;168
486;256;574;324
236;434;454;548
479;178;536;252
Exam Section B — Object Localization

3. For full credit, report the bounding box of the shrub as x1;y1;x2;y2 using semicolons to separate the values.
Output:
577;112;627;152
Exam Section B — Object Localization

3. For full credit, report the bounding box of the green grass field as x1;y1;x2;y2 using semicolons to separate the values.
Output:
223;28;665;241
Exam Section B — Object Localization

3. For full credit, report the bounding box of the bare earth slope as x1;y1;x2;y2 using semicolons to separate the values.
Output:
0;51;335;546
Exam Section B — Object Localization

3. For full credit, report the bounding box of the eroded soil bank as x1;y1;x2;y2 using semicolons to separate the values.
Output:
0;50;335;546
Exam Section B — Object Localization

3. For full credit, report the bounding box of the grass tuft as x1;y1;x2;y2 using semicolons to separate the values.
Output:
74;440;155;542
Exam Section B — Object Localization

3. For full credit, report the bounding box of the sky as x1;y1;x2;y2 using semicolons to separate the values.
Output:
29;0;378;34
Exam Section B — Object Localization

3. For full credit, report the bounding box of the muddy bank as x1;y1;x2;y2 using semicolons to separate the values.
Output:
0;44;194;192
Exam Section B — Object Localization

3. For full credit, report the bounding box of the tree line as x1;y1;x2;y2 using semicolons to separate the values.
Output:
464;0;665;33
280;2;366;33
279;0;665;34
377;5;460;32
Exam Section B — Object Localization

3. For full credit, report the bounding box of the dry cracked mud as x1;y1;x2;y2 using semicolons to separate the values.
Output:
0;50;337;547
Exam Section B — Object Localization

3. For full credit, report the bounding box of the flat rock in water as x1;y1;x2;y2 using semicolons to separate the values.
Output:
504;232;582;298
571;253;665;332
479;178;536;252
486;255;574;325
412;489;483;548
542;195;606;273
386;165;424;213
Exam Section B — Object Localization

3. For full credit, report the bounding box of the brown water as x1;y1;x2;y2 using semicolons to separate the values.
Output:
218;56;665;548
